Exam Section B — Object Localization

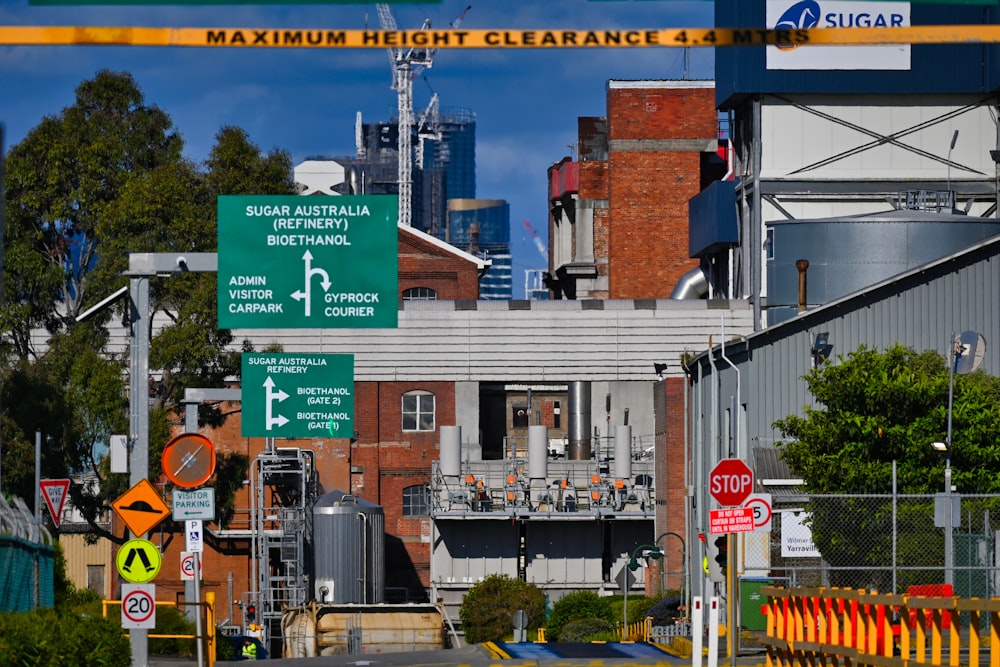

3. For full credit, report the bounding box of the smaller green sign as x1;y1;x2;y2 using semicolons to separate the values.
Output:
241;353;354;439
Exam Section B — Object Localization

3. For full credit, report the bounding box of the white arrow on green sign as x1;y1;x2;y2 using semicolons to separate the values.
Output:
241;353;354;438
217;194;398;329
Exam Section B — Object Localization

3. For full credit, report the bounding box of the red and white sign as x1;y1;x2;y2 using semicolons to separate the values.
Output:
40;479;70;528
710;507;755;534
121;583;156;629
744;493;773;532
180;551;203;581
709;458;754;506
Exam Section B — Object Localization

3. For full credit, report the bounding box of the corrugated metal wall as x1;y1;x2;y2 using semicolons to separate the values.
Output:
687;237;1000;600
61;299;754;383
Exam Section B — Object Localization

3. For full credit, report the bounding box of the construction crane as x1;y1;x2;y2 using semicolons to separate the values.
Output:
376;4;470;228
523;220;548;265
414;78;440;170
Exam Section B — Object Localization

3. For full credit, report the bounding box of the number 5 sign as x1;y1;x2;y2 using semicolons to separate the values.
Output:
743;493;773;532
121;584;156;629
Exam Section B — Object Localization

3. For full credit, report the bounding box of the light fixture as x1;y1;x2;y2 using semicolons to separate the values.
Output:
932;441;948;453
653;362;668;381
811;332;831;367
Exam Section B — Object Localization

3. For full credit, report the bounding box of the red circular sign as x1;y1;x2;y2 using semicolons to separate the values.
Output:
122;588;156;624
709;458;755;506
161;433;216;488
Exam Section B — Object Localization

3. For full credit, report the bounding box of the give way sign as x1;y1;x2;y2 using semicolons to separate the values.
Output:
709;458;754;506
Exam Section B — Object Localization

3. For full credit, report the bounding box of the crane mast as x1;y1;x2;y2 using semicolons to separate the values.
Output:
375;4;469;228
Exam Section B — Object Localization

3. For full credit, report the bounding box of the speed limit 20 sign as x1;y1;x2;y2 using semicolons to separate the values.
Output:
121;584;156;629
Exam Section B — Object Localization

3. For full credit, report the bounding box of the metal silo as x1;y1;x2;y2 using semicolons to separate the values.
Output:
312;490;385;604
765;207;1000;324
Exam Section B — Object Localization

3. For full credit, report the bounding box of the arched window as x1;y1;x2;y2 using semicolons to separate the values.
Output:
402;391;435;431
402;484;432;516
402;287;437;301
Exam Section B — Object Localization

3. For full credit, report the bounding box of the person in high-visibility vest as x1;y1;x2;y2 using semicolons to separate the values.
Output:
241;639;257;661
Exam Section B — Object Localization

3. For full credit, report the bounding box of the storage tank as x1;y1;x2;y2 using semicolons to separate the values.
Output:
282;603;445;657
765;207;1000;324
312;491;385;604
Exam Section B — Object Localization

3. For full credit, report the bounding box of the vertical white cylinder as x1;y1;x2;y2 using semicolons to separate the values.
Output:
615;424;632;480
528;425;549;479
439;425;462;478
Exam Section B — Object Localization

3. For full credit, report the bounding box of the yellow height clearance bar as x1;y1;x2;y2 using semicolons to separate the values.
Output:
4;25;1000;48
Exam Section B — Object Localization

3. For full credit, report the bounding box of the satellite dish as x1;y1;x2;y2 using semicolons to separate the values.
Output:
954;330;987;375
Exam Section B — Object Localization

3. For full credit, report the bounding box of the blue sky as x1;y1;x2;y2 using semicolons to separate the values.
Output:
0;1;715;297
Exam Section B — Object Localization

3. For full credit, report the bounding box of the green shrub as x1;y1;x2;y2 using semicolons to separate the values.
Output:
545;590;613;641
558;618;615;642
149;604;197;657
459;574;546;644
0;607;130;667
609;594;659;625
216;627;237;661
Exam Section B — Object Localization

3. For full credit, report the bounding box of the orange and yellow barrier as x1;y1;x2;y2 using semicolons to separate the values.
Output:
762;586;1000;667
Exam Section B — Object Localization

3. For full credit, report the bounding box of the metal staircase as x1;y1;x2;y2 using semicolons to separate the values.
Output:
250;444;317;653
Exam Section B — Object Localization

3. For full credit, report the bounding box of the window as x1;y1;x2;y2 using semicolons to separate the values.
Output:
402;391;435;431
402;287;437;301
402;484;432;516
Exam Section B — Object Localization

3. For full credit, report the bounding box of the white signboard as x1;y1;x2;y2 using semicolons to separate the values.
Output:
744;493;773;532
185;519;204;553
172;488;216;521
180;551;203;581
781;510;822;558
121;583;156;629
766;1;910;71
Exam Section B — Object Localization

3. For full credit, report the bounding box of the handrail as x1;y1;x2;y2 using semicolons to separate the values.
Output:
102;592;216;667
763;586;1000;667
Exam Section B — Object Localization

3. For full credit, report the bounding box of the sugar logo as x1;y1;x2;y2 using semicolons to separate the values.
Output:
774;0;820;52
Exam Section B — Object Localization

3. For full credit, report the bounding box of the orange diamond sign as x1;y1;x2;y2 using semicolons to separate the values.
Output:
112;479;170;537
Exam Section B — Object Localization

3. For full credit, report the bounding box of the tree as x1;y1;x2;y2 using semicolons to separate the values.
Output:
545;590;614;641
774;343;1000;495
459;574;546;644
773;343;1000;588
1;71;295;540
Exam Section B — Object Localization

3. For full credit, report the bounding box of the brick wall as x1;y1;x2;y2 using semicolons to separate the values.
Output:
399;230;481;300
606;85;716;299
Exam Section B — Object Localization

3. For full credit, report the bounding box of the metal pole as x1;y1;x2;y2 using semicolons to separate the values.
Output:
34;431;41;522
194;552;204;667
129;275;151;667
945;334;956;587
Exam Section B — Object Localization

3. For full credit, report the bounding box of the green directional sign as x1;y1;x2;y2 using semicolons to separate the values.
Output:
241;353;354;438
218;194;398;329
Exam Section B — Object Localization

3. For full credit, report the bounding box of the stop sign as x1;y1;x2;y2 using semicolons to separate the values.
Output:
709;458;754;506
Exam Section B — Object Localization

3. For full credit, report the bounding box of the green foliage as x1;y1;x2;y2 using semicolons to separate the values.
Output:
545;590;614;641
215;627;237;661
149;604;197;657
558;618;615;642
458;574;546;644
1;70;297;541
611;594;658;625
774;343;1000;495
0;608;130;667
774;343;1000;588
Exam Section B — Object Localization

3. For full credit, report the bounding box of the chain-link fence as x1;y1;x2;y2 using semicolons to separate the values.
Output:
742;493;1000;598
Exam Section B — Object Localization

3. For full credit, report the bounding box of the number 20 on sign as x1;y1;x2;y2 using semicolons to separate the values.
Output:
121;584;156;629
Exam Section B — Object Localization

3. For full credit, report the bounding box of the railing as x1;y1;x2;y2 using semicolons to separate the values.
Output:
102;591;217;666
762;586;1000;667
617;617;652;642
